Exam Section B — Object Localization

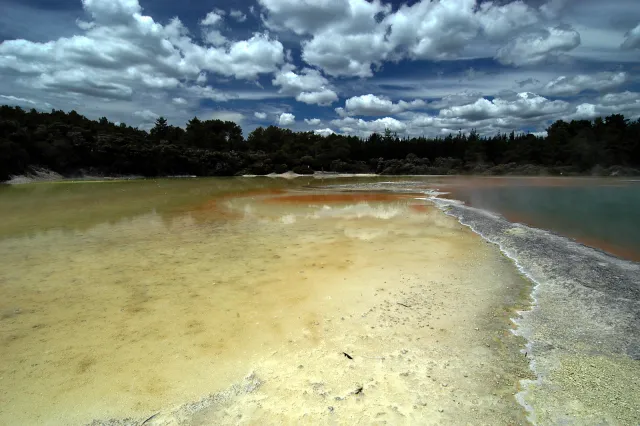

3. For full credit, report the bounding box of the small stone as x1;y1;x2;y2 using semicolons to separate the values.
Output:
328;406;334;412
438;408;444;413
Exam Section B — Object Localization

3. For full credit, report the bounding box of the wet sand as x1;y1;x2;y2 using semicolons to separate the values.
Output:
0;182;532;425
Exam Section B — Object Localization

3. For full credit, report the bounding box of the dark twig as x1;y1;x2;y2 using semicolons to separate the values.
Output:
397;303;411;308
343;352;353;360
140;413;159;425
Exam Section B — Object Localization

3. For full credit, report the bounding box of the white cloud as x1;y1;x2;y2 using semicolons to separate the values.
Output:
185;85;230;102
428;91;484;109
259;0;549;77
193;34;285;80
201;11;224;26
82;0;141;23
272;65;338;105
1;0;639;136
305;118;321;125
569;92;640;120
211;110;245;123
229;10;247;23
0;0;285;116
622;23;640;49
260;0;393;77
343;94;426;116
297;89;338;106
133;109;159;122
278;112;295;126
476;1;540;40
439;92;569;121
331;116;407;136
328;89;640;138
540;72;628;96
314;128;335;136
196;72;207;84
496;26;581;66
600;91;640;106
0;94;44;107
384;0;539;60
258;0;354;35
203;30;227;46
531;130;548;138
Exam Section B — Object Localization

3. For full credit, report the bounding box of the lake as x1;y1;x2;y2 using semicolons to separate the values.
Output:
0;176;638;425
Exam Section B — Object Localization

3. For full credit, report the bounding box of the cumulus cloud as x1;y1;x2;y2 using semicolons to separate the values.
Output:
259;0;552;77
384;0;539;60
278;112;295;126
0;0;284;112
496;26;581;66
201;11;224;26
203;30;227;46
229;10;247;23
133;109;159;122
439;92;569;121
331;116;407;136
1;0;638;136
305;118;321;125
211;111;245;123
343;94;426;116
260;0;393;77
600;91;640;106
428;91;484;109
185;85;230;102
296;90;338;106
622;23;640;49
314;128;335;136
540;72;627;96
329;88;640;138
272;66;338;105
570;92;640;120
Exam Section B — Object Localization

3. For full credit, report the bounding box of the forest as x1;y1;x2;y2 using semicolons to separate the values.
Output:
1;104;639;181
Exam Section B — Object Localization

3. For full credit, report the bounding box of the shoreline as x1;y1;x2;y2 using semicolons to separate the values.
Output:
431;194;640;425
430;195;541;423
5;171;640;186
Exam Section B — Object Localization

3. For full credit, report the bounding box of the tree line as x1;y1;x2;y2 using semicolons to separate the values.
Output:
1;105;639;181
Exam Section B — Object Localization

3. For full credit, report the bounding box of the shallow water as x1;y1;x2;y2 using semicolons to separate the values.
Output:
2;176;637;425
0;178;532;425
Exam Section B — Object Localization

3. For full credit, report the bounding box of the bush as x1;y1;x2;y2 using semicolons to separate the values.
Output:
292;165;314;175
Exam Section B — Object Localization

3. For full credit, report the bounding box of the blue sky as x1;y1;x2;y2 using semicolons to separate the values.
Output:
0;0;639;138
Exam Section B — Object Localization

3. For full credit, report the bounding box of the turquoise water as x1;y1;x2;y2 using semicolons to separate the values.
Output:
437;178;640;261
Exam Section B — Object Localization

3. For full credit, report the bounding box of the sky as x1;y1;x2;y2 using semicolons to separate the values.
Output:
0;0;639;138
